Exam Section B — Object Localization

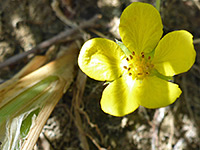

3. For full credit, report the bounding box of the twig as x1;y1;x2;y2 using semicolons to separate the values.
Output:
80;109;104;144
51;0;77;27
0;14;101;69
72;70;89;150
193;38;200;44
86;133;107;150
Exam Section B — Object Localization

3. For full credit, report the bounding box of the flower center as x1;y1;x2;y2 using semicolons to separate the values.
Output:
123;51;154;80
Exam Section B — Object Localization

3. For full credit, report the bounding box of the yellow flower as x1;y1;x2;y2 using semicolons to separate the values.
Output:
78;2;196;117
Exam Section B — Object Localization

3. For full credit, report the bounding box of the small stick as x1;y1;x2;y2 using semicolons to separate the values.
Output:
193;38;200;44
51;0;77;27
73;70;89;150
0;14;101;69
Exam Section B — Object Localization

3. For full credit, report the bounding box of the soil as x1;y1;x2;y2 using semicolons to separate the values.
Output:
0;0;200;150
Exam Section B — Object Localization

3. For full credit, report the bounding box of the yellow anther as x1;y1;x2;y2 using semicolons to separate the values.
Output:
124;52;154;80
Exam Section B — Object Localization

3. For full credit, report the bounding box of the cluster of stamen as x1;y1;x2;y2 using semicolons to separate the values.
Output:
123;51;154;80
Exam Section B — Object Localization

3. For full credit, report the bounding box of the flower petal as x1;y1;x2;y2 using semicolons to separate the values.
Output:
134;76;182;108
152;30;196;76
78;38;125;81
101;75;139;117
119;2;163;54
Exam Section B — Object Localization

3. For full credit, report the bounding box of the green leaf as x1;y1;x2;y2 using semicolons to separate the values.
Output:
20;108;40;138
0;75;59;127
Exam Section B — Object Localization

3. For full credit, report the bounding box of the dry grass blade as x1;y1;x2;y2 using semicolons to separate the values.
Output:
72;70;89;149
0;42;79;150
